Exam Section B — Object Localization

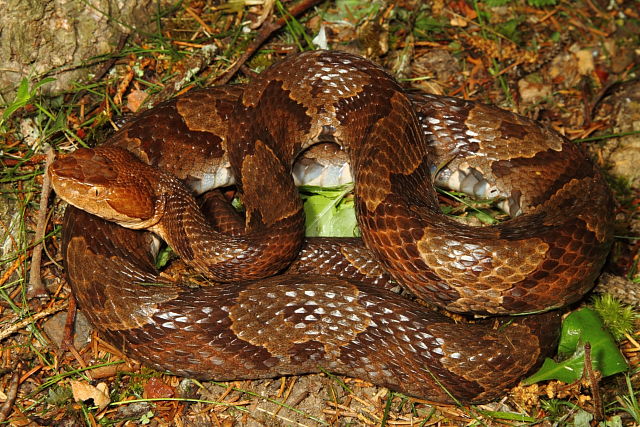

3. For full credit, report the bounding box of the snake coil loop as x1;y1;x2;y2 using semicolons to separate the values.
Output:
50;51;613;403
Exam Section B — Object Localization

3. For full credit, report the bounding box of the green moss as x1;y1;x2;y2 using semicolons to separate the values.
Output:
592;294;638;342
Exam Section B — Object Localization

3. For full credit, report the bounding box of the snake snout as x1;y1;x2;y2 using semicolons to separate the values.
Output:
50;148;119;186
49;155;84;181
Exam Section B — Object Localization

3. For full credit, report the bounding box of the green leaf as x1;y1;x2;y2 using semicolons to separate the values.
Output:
525;355;584;384
15;77;31;103
469;209;499;225
524;308;628;384
300;184;358;237
139;410;154;425
1;76;57;130
475;409;537;422
299;182;506;237
155;246;174;269
2;78;30;122
436;188;501;224
414;14;448;35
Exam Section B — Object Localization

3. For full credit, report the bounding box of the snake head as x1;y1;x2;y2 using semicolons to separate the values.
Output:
49;147;165;229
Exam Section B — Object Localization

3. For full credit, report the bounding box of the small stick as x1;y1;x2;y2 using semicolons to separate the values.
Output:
61;295;78;350
27;147;56;298
584;342;603;421
0;367;20;422
216;0;325;85
0;254;26;288
59;296;91;377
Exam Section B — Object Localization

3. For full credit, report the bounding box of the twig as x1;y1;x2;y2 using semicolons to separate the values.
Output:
27;147;55;298
62;295;78;350
60;296;91;378
185;6;214;33
584;342;603;421
0;300;69;342
0;254;26;288
216;0;325;85
0;367;20;422
273;377;299;416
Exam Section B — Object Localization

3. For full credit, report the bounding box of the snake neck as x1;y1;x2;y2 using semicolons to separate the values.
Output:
151;174;304;282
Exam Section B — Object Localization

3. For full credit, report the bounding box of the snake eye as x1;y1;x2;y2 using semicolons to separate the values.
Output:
95;189;99;197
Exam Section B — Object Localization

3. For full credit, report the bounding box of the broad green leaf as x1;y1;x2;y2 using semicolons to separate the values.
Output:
155;246;174;269
300;184;358;237
15;77;31;103
524;308;628;384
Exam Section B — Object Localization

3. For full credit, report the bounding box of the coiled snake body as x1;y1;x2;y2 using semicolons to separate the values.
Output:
50;51;614;403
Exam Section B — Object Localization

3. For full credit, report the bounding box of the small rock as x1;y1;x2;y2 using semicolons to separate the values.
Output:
115;401;153;419
518;78;552;105
42;309;93;349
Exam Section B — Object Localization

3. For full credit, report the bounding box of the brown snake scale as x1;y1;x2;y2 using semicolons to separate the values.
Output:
50;50;614;403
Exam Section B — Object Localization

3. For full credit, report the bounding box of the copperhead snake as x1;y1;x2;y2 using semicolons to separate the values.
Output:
49;50;614;404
